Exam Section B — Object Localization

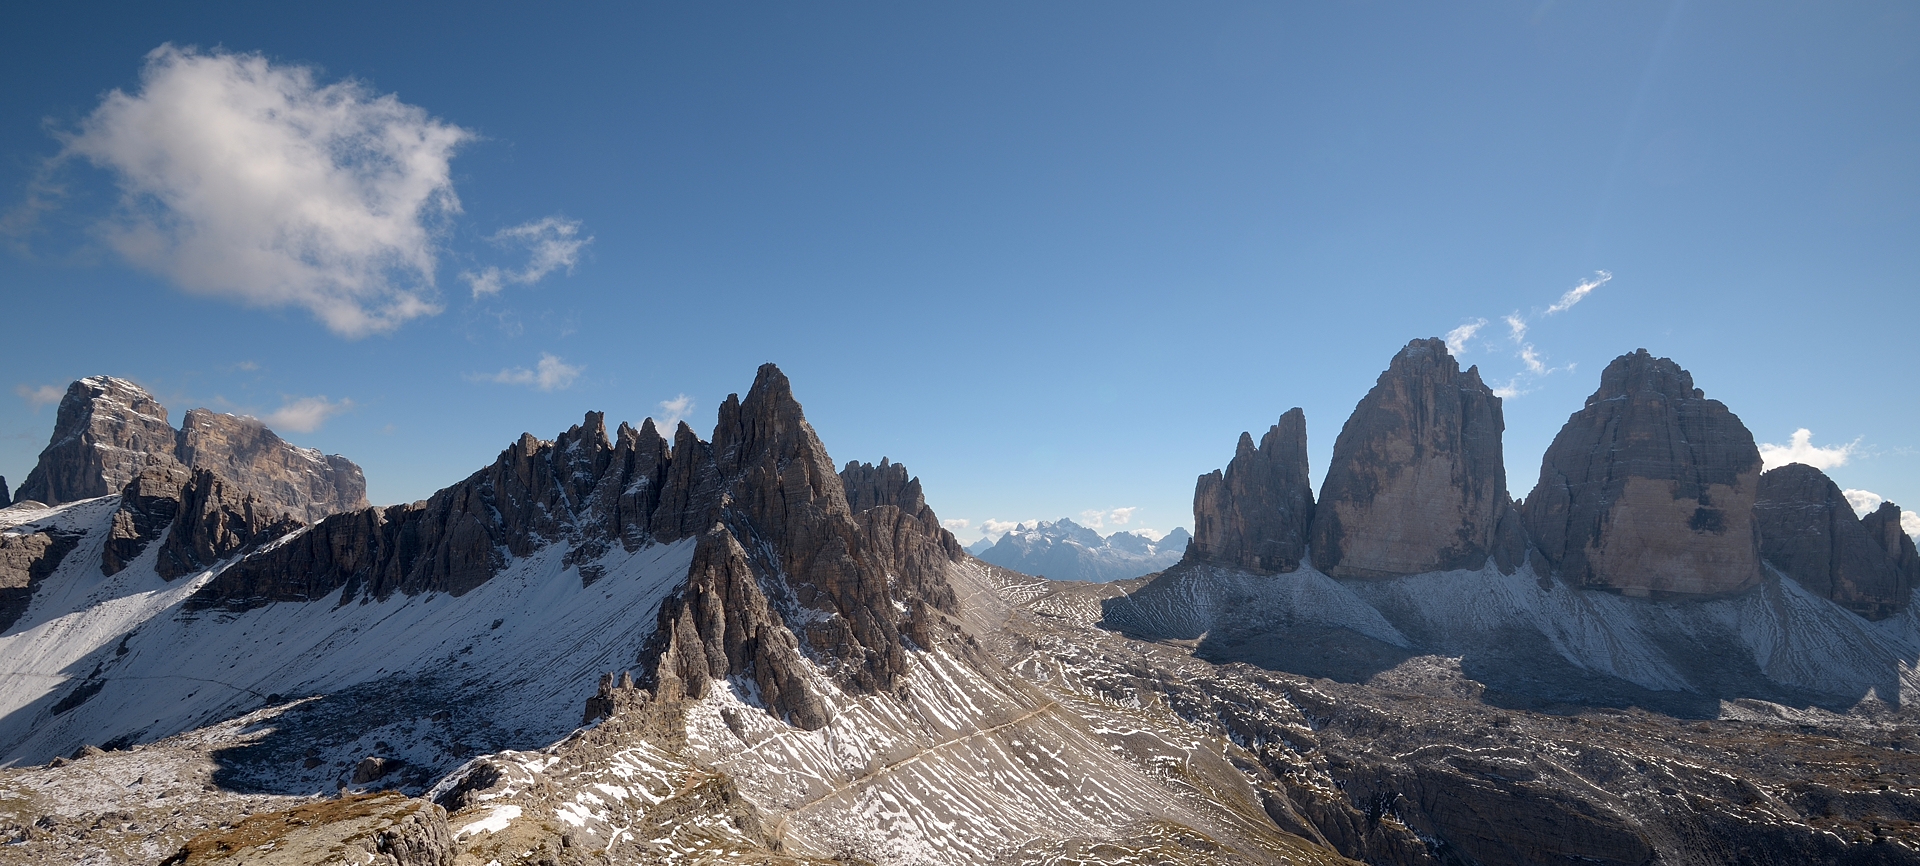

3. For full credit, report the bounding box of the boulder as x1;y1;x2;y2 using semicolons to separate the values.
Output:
1188;408;1315;573
1309;338;1525;578
1754;463;1908;619
1522;350;1763;597
15;377;177;506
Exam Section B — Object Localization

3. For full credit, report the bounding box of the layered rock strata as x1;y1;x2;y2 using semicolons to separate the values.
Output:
103;460;301;578
15;377;178;506
1309;338;1525;578
1522;350;1763;597
15;377;367;522
1188;407;1315;573
176;408;368;522
1754;463;1910;619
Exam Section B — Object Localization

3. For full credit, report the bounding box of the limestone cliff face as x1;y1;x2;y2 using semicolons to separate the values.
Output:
0;528;81;631
176;409;368;523
1309;338;1525;578
102;460;302;578
1187;408;1315;573
1522;350;1763;598
0;477;10;509
15;377;178;506
1860;503;1920;609
16;378;367;525
1754;464;1910;620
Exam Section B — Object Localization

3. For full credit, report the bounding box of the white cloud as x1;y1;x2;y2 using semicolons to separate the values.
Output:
1503;313;1527;343
465;216;591;298
1519;345;1547;374
656;394;694;432
1909;511;1920;540
942;518;971;532
1843;488;1885;518
261;395;352;433
1758;428;1857;472
484;353;582;392
1077;507;1139;531
1444;318;1486;354
1108;507;1137;525
981;518;1024;538
15;384;64;409
60;45;469;337
1545;270;1612;315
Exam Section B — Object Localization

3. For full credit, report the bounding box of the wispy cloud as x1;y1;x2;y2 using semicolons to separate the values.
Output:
14;384;64;410
1759;429;1858;472
1078;507;1138;531
1444;318;1487;354
480;352;583;392
464;216;592;298
262;395;352;433
1504;313;1527;343
54;45;469;337
656;394;694;432
1546;271;1612;315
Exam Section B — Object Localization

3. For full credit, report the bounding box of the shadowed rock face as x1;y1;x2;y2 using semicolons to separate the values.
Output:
176;409;368;523
1309;338;1525;579
0;477;10;509
16;377;178;506
1188;408;1315;573
1522;350;1762;598
1754;463;1910;620
1860;503;1920;607
0;529;81;631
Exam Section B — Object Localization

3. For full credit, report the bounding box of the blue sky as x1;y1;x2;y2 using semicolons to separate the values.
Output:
2;2;1916;543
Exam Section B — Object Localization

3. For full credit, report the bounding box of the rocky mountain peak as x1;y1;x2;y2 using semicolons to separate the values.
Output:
175;408;368;523
841;457;926;515
14;377;367;526
1860;502;1920;603
1522;349;1763;597
1188;406;1315;573
1754;463;1910;619
16;376;178;506
1309;338;1525;578
0;477;10;509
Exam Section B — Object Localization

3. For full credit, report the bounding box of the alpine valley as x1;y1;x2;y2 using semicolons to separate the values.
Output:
1;344;1917;866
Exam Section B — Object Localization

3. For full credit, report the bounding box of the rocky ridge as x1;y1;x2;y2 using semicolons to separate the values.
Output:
1755;463;1913;620
12;377;367;524
973;518;1190;583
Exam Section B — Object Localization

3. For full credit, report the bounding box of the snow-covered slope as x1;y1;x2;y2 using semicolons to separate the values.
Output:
1102;557;1920;712
974;519;1189;583
0;494;695;787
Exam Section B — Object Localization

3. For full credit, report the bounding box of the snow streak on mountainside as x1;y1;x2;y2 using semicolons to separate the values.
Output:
974;518;1190;583
0;491;696;783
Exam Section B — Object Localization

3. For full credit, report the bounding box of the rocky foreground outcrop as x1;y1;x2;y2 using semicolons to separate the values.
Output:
1522;350;1764;597
13;377;367;523
1755;463;1913;620
1187;407;1315;573
1310;338;1525;578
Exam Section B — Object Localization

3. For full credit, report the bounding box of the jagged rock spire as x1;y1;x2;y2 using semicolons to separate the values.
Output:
16;377;177;506
1522;349;1763;597
1188;408;1315;573
1309;338;1525;578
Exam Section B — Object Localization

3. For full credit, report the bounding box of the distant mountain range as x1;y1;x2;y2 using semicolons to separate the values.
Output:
969;520;1189;583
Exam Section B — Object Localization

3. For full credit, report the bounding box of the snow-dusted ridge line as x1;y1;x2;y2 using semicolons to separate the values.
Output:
0;493;699;775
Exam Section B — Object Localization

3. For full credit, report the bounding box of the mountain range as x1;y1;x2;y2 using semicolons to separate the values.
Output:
969;519;1191;583
0;346;1915;865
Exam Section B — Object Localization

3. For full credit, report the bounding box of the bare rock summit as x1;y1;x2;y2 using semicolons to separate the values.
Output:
1522;349;1763;597
1187;407;1315;573
1754;463;1911;619
176;408;367;523
1309;338;1525;578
